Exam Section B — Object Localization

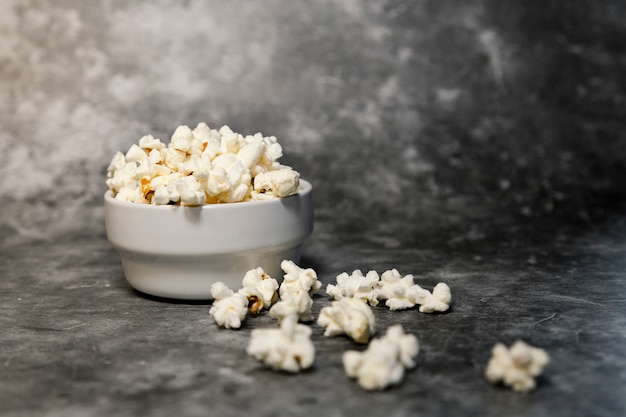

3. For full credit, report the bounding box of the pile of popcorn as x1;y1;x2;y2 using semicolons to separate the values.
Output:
106;123;300;205
209;261;550;393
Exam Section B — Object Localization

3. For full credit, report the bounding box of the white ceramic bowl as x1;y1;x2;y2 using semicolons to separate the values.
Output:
104;180;313;299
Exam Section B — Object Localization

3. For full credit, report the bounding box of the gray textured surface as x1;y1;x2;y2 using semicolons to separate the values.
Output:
1;1;626;416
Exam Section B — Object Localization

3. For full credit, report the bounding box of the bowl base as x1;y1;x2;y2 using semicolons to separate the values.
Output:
118;248;300;300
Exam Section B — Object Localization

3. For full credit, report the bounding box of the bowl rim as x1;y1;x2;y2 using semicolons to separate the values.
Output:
104;179;312;210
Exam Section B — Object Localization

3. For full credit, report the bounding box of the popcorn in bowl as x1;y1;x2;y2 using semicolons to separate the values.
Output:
106;123;300;205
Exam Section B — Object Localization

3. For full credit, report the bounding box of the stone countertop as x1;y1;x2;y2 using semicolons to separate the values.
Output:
1;1;626;416
1;199;625;417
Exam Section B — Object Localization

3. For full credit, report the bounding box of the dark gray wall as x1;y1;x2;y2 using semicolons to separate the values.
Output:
1;0;624;243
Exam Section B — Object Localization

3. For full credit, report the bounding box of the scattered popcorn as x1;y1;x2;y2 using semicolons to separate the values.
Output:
343;324;419;391
269;260;321;322
208;282;249;329
317;298;376;344
239;267;279;314
414;282;451;313
485;340;550;393
279;260;322;297
375;269;451;313
106;123;301;205
246;315;315;373
326;269;380;306
375;268;419;310
269;287;315;322
206;262;457;390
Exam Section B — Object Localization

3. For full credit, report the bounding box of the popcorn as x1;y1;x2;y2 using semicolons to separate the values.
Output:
326;269;380;306
240;285;265;315
106;122;301;205
175;176;206;206
252;168;300;199
317;298;376;344
164;147;187;172
182;154;211;178
376;269;420;310
269;260;321;322
239;267;279;314
138;134;165;151
246;315;315;373
125;144;149;162
217;125;239;153
208;282;249;329
114;186;144;204
105;153;135;193
485;340;549;393
414;282;451;313
170;124;195;152
205;166;230;197
343;324;419;391
376;269;451;313
150;172;183;205
269;287;315;323
279;260;322;297
260;136;283;165
210;153;251;203
236;142;265;170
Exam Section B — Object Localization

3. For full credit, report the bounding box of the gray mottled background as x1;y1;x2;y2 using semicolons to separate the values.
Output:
1;0;625;244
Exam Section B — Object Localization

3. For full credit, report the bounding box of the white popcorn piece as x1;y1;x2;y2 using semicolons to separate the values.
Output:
219;125;245;155
485;340;549;393
317;298;376;344
414;282;451;313
170;125;194;152
211;153;251;203
106;152;134;192
205;166;231;198
269;291;314;323
252;168;300;199
175;176;206;206
149;172;183;205
135;159;151;180
260;136;283;165
182;154;211;178
125;144;149;162
138;134;165;150
148;148;166;166
194;123;221;160
326;269;380;306
208;282;249;329
343;324;419;391
268;260;320;323
191;122;212;141
239;267;279;313
164;147;187;172
114;186;144;204
376;269;420;310
237;142;265;170
246;315;315;373
239;285;265;315
107;151;126;174
375;269;451;313
152;186;171;205
279;260;321;297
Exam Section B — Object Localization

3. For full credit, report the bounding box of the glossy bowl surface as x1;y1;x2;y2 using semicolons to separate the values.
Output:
104;180;313;299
